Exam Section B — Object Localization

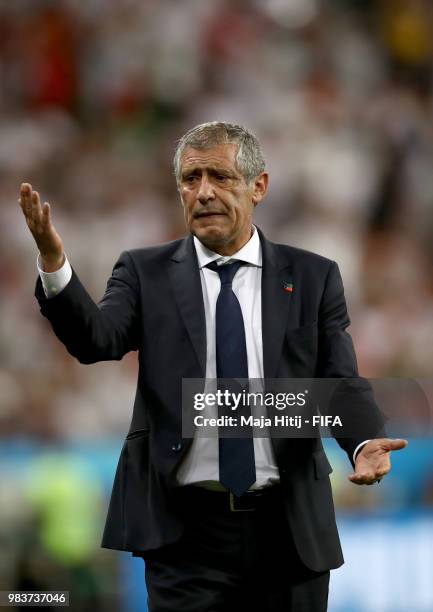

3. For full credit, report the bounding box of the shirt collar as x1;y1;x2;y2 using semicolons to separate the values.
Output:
193;226;262;269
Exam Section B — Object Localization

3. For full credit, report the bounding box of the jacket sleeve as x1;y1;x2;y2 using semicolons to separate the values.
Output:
316;261;386;464
34;251;141;364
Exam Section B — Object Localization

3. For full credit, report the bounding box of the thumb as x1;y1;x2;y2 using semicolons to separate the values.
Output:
382;438;408;452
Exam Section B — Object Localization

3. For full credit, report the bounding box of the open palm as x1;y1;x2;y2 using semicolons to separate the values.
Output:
349;438;408;485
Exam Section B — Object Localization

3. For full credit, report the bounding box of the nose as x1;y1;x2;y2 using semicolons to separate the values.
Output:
197;176;215;204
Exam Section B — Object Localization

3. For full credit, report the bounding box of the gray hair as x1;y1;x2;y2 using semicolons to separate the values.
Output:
173;121;266;184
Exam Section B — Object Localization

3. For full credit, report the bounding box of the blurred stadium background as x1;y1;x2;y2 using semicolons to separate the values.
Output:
1;0;433;610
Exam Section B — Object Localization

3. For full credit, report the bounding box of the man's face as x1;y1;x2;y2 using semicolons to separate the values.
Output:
179;143;268;255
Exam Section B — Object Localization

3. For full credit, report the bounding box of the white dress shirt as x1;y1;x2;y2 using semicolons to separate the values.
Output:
176;228;280;489
37;230;367;487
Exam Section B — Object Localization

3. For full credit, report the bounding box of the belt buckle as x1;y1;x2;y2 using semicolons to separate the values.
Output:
229;492;255;512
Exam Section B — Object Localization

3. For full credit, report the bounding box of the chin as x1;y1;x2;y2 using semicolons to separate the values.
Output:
193;221;225;238
194;227;227;248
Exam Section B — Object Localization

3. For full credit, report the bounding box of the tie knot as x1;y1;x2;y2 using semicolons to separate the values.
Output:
206;260;244;285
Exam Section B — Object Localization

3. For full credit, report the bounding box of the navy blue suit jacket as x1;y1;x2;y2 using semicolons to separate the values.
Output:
35;228;383;572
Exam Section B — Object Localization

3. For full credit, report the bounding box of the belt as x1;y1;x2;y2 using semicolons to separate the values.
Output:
174;484;281;513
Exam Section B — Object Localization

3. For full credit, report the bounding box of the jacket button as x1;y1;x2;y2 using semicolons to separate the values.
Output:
171;442;182;452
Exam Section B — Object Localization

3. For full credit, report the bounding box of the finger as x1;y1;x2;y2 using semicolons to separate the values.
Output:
20;182;32;197
349;472;371;482
352;472;376;481
382;438;408;452
20;182;33;215
375;468;389;479
349;463;390;484
348;472;379;485
42;202;51;226
31;191;43;225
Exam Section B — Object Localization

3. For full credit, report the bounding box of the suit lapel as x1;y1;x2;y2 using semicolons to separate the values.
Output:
168;236;207;377
259;230;294;380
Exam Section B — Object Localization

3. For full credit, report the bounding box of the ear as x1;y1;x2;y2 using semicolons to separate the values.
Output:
251;172;269;206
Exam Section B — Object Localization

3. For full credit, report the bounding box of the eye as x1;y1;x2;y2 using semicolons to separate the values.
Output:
184;175;198;184
216;175;228;182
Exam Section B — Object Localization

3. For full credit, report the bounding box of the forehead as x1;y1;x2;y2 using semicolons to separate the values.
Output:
180;143;239;171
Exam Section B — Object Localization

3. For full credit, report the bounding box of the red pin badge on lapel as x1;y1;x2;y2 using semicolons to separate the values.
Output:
282;282;293;293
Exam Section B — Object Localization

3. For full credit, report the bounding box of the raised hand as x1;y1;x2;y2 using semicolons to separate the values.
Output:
349;438;408;485
19;183;65;272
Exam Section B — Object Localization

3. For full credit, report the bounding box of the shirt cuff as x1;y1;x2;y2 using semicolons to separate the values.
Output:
353;440;370;465
37;253;72;298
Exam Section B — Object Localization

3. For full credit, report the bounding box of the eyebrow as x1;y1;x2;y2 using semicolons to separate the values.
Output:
181;166;237;178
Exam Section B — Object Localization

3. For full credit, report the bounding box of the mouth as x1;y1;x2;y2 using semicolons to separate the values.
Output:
194;211;225;219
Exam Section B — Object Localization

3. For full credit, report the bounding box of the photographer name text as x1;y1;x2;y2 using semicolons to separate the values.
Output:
193;415;342;429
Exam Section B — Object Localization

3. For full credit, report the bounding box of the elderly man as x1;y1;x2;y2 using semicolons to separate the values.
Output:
20;122;406;611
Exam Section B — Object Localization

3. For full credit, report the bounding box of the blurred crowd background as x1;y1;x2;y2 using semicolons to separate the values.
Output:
1;0;433;610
